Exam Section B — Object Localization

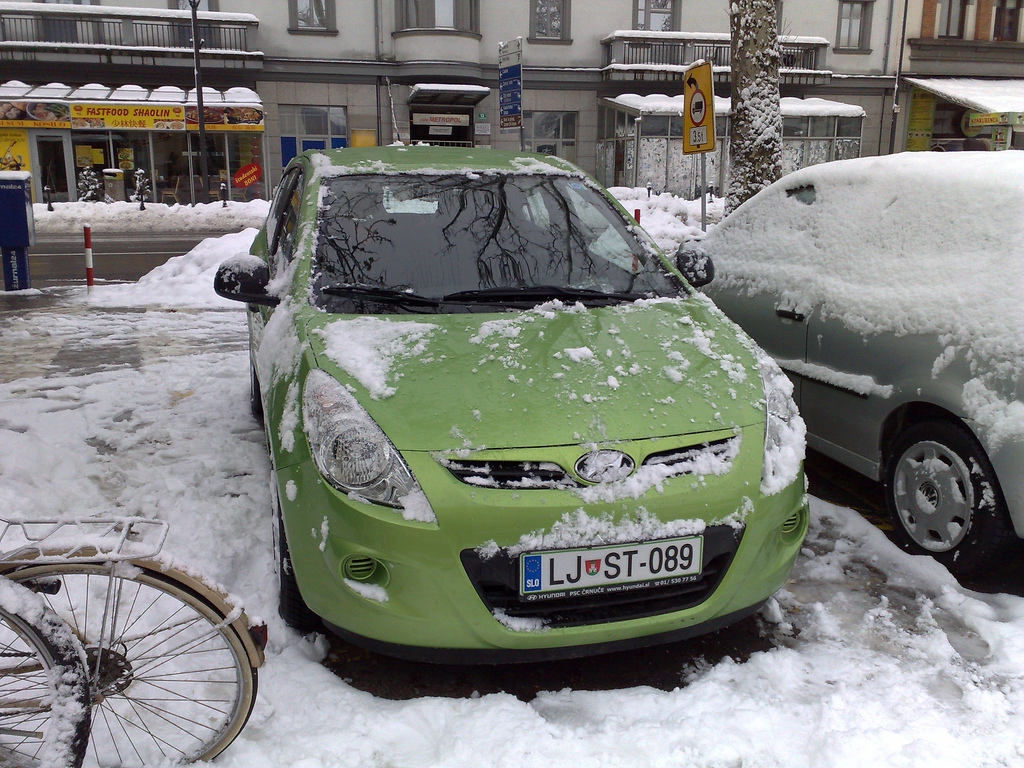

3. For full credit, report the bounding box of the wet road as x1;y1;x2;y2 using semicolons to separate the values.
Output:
26;233;220;287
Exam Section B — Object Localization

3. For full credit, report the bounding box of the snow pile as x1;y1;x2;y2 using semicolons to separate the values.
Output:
32;199;269;234
85;229;259;308
609;187;725;253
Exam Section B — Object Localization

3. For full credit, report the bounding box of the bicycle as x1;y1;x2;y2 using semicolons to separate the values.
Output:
0;516;266;767
0;577;91;768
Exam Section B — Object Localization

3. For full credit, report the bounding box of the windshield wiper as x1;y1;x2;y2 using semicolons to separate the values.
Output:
321;284;442;308
441;286;642;305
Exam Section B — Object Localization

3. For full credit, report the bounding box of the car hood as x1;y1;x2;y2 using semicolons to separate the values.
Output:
305;298;765;451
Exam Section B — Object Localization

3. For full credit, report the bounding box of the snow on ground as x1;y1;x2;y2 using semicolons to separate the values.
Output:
608;186;725;253
4;202;1024;767
32;199;270;235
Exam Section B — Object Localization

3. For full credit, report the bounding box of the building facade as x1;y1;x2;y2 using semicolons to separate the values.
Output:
0;0;1021;203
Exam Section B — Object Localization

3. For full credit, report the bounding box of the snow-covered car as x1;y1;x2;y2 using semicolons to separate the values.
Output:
214;146;807;661
696;152;1024;575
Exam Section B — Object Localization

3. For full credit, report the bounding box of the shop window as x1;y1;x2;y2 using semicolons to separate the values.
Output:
153;132;190;204
288;0;336;32
227;134;266;200
994;0;1021;41
523;111;576;163
782;117;839;138
397;0;480;32
836;116;862;137
279;105;348;167
936;0;969;37
634;0;674;31
836;0;873;50
531;0;570;41
639;115;678;137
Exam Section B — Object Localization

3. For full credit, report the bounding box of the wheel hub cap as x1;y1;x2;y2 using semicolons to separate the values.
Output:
893;440;973;552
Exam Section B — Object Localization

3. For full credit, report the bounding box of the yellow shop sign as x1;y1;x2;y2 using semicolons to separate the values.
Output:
70;104;186;131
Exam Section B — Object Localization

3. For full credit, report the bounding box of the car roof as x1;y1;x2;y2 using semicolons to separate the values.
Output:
299;145;586;177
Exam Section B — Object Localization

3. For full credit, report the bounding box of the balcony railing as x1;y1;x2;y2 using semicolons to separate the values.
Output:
602;32;829;81
0;2;260;66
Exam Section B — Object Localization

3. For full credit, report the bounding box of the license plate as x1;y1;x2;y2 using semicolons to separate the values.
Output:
519;536;703;600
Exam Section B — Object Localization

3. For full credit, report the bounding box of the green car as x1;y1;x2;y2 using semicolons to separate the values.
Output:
215;146;807;662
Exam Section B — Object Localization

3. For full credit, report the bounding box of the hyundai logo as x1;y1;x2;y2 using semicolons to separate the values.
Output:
575;450;635;484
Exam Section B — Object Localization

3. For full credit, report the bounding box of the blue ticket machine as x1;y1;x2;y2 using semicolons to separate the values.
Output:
0;171;35;291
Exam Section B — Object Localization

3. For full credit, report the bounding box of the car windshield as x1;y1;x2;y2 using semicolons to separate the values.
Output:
312;173;681;313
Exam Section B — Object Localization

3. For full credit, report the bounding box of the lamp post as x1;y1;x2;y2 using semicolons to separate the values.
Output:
188;0;210;204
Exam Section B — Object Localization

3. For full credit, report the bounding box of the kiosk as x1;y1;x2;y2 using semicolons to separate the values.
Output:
0;171;34;291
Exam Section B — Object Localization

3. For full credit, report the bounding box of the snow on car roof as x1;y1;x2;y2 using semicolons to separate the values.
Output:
307;146;584;179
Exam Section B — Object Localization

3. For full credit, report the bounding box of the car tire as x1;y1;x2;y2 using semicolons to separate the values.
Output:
884;420;1016;575
250;362;264;424
273;492;322;634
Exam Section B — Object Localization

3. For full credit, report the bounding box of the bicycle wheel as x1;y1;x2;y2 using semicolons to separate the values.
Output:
0;579;91;768
7;564;256;767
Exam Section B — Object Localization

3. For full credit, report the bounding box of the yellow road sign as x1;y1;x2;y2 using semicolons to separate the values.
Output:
683;61;715;154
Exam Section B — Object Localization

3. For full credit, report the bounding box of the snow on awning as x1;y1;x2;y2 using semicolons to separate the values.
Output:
604;93;865;118
0;80;264;131
904;78;1024;114
1;80;262;108
408;84;491;106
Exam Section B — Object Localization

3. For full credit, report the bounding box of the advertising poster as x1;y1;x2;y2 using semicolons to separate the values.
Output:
905;89;935;152
186;106;264;131
0;102;71;129
0;129;30;172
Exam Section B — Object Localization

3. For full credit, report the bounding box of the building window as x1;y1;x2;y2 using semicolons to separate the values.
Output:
994;0;1021;41
289;0;336;32
634;0;674;31
836;0;872;49
398;0;479;32
936;0;969;37
531;0;570;41
279;105;348;167
523;111;577;163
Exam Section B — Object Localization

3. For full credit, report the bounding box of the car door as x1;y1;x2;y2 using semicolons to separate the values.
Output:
705;284;809;405
249;166;305;380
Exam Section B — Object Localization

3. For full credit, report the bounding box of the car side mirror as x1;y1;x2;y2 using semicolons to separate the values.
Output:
675;247;715;288
214;254;279;307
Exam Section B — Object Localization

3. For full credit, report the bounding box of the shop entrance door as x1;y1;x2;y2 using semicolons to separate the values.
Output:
33;132;75;203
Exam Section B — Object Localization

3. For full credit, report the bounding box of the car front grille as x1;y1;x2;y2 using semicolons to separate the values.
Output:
440;459;578;489
441;436;739;491
460;524;742;628
643;436;739;472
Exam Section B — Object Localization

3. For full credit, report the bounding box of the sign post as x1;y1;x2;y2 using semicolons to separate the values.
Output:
683;61;716;231
499;37;524;149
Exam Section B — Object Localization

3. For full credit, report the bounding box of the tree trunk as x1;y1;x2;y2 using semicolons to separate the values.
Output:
727;0;783;213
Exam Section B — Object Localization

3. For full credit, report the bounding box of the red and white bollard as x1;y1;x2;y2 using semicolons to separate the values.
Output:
634;208;641;223
83;224;94;291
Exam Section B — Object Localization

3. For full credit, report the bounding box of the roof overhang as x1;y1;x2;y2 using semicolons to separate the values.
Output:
602;93;865;118
407;83;490;107
904;77;1024;114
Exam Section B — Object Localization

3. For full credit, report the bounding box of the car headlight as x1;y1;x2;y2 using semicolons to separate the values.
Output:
757;350;806;495
303;369;434;520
